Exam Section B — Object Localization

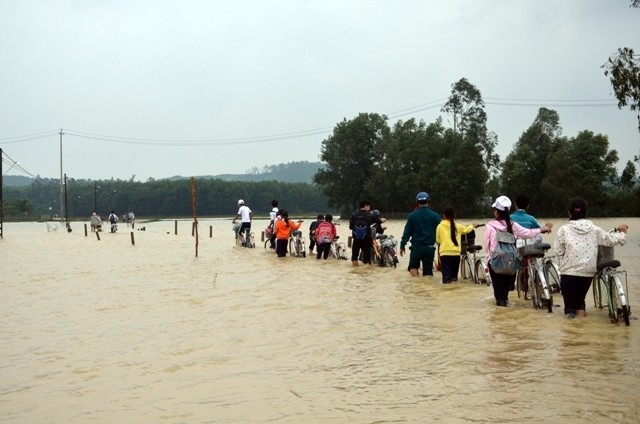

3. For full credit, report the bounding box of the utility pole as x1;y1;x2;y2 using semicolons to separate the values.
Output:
59;129;65;223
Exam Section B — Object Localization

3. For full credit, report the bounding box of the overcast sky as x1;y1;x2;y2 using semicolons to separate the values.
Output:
1;0;638;181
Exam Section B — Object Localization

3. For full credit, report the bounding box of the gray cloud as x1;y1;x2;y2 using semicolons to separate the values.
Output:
1;0;638;180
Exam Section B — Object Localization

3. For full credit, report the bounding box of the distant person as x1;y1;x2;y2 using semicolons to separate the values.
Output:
400;192;441;277
349;199;375;266
127;211;135;229
370;209;387;237
274;210;303;258
510;195;542;245
232;199;252;244
555;197;628;319
308;214;324;255
90;212;102;232
435;207;478;284
108;211;118;233
315;214;337;260
268;200;279;249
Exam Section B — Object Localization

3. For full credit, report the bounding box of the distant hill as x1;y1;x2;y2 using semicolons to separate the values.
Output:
2;175;33;187
167;161;324;184
1;161;325;187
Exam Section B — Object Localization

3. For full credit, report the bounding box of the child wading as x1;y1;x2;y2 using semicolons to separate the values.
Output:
315;214;337;260
435;207;478;284
274;210;303;258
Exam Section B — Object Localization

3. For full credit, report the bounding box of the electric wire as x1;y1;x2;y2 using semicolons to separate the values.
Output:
0;97;619;147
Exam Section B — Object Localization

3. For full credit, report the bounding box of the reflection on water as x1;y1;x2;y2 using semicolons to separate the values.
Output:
1;218;639;423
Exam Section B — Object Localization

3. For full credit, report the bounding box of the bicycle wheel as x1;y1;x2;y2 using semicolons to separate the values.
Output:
537;267;553;313
462;254;474;281
609;275;630;326
289;239;296;256
298;239;306;258
381;248;396;268
593;274;605;309
545;260;561;293
474;259;490;285
516;268;525;299
530;268;543;309
337;243;348;260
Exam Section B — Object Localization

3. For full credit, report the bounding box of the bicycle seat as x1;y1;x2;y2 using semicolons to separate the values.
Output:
521;248;545;258
376;234;388;240
536;243;551;251
596;260;621;272
334;235;340;240
467;245;483;253
291;230;302;237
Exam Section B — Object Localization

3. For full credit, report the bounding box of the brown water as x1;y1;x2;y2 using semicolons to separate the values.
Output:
1;218;639;423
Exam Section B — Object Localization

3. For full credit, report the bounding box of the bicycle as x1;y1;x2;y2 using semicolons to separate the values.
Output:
593;239;631;326
263;226;275;249
516;243;554;313
233;223;255;248
329;235;348;260
289;230;307;258
377;234;399;268
460;225;491;285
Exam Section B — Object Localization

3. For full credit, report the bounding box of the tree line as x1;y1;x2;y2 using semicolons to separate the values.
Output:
314;78;640;218
1;177;332;220
3;77;639;221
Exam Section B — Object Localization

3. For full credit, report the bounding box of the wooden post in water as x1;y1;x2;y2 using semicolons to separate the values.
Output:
96;231;100;241
210;226;213;238
174;220;178;235
192;222;196;236
84;223;88;236
191;177;199;258
130;232;135;245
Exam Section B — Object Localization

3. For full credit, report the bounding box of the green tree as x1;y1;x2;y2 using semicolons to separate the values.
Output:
3;198;34;219
441;77;500;176
603;47;640;132
620;160;637;190
314;113;390;216
542;131;618;214
501;108;562;214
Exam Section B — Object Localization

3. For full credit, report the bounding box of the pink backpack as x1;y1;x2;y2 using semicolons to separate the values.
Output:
316;222;335;244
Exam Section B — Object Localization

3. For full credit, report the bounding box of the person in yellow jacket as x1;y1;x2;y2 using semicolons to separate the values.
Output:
435;207;479;284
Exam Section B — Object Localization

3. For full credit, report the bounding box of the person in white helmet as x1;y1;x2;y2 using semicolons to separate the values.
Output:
232;199;253;245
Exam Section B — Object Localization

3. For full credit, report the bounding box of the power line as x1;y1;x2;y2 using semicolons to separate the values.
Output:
0;96;619;146
1;151;37;178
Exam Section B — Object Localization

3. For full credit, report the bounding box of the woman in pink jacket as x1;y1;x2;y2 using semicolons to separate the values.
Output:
484;196;553;307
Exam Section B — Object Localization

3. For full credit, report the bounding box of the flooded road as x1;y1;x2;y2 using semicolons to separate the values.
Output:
1;217;639;423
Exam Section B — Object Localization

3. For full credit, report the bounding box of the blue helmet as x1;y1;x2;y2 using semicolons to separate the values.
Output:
416;192;430;202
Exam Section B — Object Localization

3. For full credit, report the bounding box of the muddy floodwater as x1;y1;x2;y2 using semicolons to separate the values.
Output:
1;217;640;423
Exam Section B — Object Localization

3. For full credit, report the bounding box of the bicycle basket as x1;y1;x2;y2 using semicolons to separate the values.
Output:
597;245;614;263
461;230;476;252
